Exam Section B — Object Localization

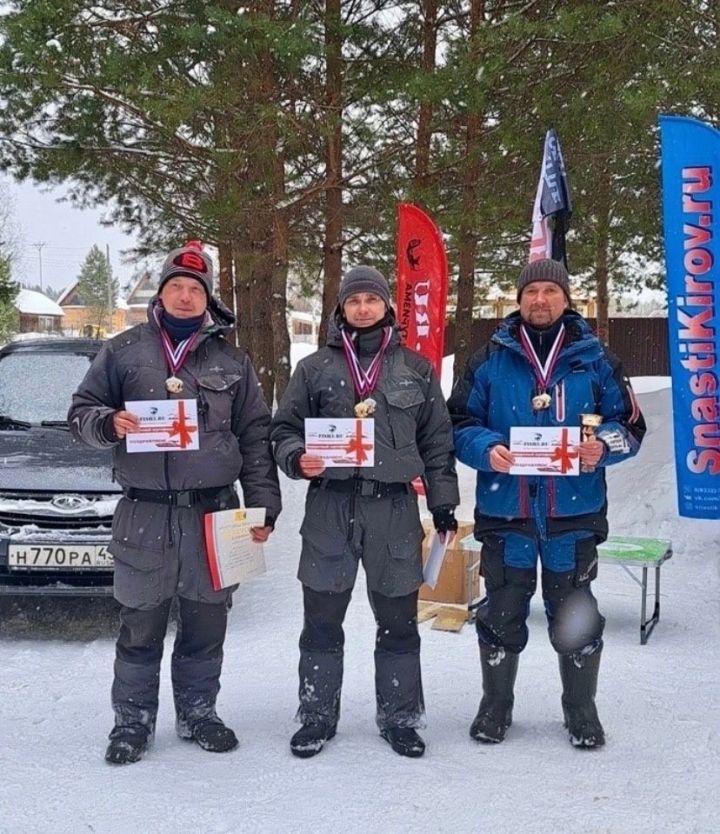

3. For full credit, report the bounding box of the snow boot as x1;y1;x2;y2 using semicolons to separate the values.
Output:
179;714;238;753
469;646;519;744
105;725;150;765
559;649;605;749
380;727;426;758
290;721;337;759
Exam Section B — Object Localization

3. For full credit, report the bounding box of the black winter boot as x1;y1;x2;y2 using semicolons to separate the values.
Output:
105;725;150;765
469;646;519;744
559;649;605;749
177;705;238;753
290;721;337;758
380;727;426;758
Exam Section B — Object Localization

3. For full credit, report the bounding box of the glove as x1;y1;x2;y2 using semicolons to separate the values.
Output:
432;505;458;535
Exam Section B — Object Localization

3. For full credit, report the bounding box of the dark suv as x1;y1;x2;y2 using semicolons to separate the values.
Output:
0;337;120;596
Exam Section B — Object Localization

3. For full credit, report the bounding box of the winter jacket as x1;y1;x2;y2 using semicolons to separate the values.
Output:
68;298;281;517
68;298;281;608
271;316;459;512
448;311;645;539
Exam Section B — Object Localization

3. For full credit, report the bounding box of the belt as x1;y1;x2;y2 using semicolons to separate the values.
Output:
315;478;410;498
124;485;232;508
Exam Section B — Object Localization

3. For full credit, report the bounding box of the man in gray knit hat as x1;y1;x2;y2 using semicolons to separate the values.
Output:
272;265;459;760
449;257;645;750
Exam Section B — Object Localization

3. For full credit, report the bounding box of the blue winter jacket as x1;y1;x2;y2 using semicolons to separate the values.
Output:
448;311;646;539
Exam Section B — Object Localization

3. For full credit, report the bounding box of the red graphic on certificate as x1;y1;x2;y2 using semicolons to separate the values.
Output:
305;418;375;467
509;426;580;476
124;399;199;453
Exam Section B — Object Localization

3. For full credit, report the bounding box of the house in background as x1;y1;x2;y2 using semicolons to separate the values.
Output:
14;289;64;333
124;272;158;327
57;280;127;335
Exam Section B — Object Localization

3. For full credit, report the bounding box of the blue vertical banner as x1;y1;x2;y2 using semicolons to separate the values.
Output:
659;115;720;519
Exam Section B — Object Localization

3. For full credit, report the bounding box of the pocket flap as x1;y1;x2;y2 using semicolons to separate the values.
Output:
198;373;242;392
385;387;425;410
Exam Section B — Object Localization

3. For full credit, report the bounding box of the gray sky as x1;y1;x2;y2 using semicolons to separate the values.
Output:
5;177;148;293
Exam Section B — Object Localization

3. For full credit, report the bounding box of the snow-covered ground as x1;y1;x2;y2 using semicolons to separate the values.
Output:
1;377;718;834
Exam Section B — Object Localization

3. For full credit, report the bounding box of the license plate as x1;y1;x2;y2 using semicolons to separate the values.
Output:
8;544;114;570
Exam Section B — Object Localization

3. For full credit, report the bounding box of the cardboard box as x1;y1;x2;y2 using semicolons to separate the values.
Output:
419;522;482;606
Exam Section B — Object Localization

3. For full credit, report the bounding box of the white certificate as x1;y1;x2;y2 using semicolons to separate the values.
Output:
422;532;455;589
304;418;375;467
204;507;267;591
124;399;199;453
509;426;581;476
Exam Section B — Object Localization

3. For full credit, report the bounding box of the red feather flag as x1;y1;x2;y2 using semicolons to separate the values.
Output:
395;203;449;376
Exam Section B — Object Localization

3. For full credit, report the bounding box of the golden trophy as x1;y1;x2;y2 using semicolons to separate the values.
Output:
579;413;603;472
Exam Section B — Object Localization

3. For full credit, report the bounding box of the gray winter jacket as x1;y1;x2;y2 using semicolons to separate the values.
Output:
68;299;281;608
271;317;458;511
68;299;281;518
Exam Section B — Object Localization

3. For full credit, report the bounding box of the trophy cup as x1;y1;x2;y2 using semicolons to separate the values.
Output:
579;413;603;472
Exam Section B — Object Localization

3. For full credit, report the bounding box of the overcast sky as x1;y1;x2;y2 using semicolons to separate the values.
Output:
4;177;148;293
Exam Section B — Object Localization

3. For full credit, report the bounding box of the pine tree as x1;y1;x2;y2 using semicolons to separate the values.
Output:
76;245;118;334
0;257;19;344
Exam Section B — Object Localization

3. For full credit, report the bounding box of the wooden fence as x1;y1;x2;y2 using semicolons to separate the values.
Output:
444;317;669;377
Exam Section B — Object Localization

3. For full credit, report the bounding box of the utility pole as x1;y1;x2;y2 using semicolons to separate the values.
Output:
106;244;113;331
32;242;46;291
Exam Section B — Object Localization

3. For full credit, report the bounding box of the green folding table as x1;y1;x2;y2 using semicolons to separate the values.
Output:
597;536;673;645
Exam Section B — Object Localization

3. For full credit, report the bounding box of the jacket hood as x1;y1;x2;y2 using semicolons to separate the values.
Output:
326;305;400;347
146;295;236;333
495;309;595;352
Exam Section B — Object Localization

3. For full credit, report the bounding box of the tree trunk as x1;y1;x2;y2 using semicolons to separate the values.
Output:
453;0;485;381
594;169;611;346
318;0;343;346
273;202;291;402
414;0;438;194
217;239;236;346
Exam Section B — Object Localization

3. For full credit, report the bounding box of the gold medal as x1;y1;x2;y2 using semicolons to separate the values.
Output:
165;376;184;393
532;392;551;411
353;398;377;417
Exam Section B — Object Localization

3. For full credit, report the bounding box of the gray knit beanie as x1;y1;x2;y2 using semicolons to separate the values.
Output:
159;240;213;300
338;266;391;308
516;258;571;302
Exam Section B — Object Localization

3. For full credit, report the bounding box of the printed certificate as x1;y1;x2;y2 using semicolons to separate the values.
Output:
509;426;581;476
304;418;375;467
204;507;267;591
124;399;199;453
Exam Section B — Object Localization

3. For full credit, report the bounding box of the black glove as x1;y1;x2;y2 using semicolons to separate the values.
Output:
432;505;458;535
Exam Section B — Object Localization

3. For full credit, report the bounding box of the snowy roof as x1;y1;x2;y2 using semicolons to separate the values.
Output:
14;289;64;317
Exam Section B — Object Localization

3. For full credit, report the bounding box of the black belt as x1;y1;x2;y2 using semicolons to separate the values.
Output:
315;478;410;498
124;485;232;508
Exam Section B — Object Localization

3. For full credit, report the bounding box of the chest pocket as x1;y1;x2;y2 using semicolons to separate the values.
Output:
384;386;426;449
197;373;241;432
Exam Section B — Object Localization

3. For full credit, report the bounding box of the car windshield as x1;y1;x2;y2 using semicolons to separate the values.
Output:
0;350;95;424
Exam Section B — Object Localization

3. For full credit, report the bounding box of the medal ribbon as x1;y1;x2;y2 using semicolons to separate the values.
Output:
341;326;393;398
519;323;565;393
153;306;209;379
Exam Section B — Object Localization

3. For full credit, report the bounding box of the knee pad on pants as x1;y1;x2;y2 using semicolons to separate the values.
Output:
475;536;537;654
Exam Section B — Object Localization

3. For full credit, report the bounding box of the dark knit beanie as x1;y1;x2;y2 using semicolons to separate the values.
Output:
159;240;213;300
338;266;391;308
516;258;571;302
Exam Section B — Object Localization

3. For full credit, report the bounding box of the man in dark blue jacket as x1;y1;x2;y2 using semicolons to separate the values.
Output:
448;258;646;749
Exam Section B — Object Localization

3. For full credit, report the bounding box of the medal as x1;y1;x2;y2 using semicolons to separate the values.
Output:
353;398;377;417
519;323;566;416
154;306;209;397
165;376;184;393
341;326;392;418
532;392;551;411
